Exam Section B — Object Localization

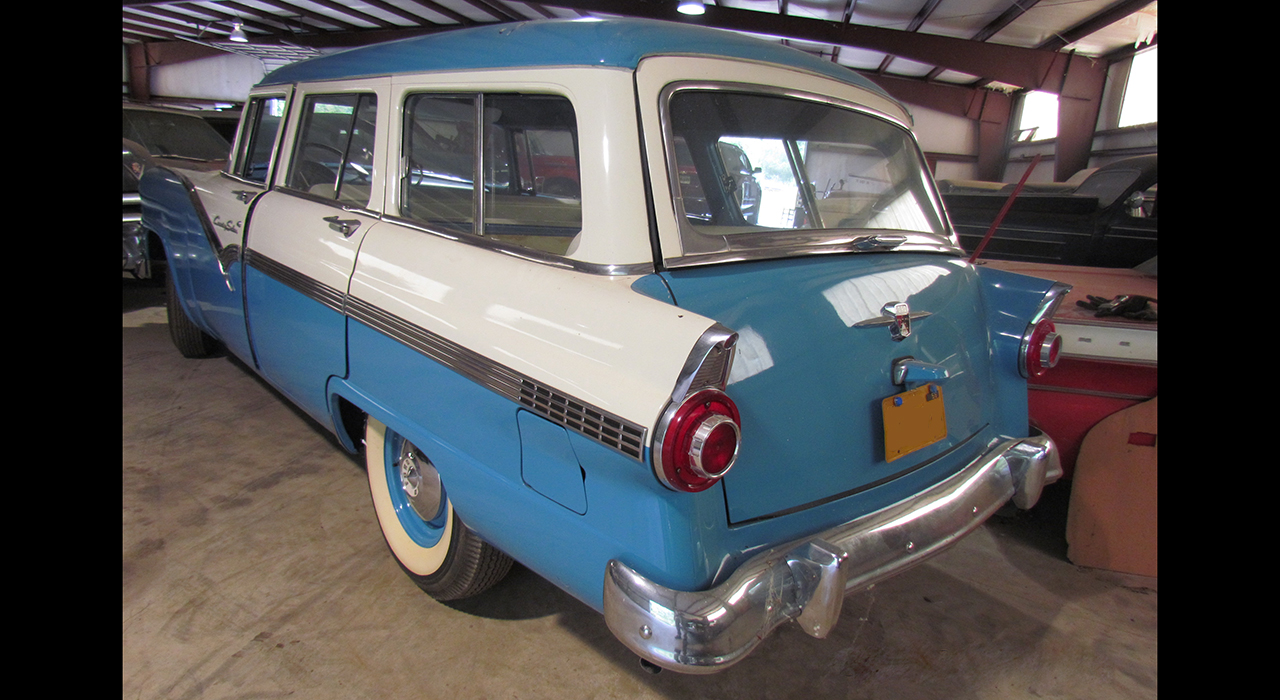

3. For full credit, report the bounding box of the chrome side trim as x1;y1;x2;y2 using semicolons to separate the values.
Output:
244;249;345;314
241;247;649;460
603;429;1062;674
345;295;648;460
217;244;242;271
1028;384;1155;401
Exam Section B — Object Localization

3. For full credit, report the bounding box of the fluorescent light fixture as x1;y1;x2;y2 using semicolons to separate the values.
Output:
677;0;706;15
229;20;248;43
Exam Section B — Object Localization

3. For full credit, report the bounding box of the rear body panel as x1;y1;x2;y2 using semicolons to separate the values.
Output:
659;253;998;523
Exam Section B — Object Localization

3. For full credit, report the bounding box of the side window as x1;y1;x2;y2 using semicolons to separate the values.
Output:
287;93;378;206
402;95;477;235
401;93;582;256
234;96;286;184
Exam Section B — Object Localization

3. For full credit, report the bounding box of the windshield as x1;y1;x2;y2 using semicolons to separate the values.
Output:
123;109;231;161
665;89;950;259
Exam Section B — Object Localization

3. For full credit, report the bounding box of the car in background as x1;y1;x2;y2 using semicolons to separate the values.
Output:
940;154;1156;268
978;257;1156;480
123;103;230;280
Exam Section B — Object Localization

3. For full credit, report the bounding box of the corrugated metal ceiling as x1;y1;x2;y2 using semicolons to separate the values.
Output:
122;0;1157;88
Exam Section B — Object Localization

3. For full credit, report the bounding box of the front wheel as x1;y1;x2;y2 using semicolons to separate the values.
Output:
365;416;512;600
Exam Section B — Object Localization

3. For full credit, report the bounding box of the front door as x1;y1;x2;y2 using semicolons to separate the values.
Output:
243;88;384;429
194;93;290;363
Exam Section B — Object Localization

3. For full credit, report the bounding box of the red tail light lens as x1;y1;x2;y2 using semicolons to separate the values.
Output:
658;389;741;492
1021;318;1062;377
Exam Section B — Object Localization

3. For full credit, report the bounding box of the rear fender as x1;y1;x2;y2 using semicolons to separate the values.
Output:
976;265;1071;436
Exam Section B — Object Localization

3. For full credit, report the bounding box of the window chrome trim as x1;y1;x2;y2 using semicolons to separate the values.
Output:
227;89;292;187
271;185;383;218
657;81;963;269
381;214;655;276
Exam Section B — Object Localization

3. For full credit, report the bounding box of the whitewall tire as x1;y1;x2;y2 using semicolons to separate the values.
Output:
365;416;512;600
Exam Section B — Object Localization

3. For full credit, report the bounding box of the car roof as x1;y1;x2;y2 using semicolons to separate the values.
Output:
258;17;890;100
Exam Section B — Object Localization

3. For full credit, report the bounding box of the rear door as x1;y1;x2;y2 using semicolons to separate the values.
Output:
243;83;386;428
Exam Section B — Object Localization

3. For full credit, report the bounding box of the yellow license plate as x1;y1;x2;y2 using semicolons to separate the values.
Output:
882;383;947;462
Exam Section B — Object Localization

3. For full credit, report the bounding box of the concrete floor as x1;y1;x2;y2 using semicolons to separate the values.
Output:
123;279;1157;699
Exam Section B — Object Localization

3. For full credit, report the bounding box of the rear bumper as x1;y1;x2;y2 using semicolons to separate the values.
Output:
602;429;1061;673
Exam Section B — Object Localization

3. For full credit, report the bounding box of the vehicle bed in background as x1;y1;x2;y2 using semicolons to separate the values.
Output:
940;154;1156;268
980;257;1156;576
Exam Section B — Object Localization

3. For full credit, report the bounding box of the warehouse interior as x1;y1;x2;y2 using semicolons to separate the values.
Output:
123;2;1157;698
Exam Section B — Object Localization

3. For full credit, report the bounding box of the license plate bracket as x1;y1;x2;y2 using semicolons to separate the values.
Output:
882;383;947;462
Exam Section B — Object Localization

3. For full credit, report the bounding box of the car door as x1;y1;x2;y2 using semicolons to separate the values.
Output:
243;84;386;429
191;92;291;363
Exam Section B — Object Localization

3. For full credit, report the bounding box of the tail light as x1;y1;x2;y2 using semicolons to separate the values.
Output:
1020;318;1062;377
1017;281;1071;378
653;325;741;492
658;389;741;492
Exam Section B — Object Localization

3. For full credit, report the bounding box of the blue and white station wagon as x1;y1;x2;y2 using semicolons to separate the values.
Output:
140;18;1069;674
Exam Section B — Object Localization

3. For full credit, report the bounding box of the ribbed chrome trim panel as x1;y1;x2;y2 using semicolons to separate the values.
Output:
689;343;731;391
345;294;648;461
518;380;645;459
244;249;346;314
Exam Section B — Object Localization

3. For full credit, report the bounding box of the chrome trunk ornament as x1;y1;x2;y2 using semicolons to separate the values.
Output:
883;302;912;341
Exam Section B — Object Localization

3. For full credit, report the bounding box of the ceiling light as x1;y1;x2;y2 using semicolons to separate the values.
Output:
677;1;706;16
229;20;248;43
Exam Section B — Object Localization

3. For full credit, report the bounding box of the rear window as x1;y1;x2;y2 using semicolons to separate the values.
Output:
664;88;949;260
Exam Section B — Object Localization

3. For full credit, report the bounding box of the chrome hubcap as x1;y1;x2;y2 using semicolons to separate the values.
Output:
397;443;442;523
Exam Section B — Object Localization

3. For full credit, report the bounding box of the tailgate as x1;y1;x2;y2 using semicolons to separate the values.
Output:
661;253;995;524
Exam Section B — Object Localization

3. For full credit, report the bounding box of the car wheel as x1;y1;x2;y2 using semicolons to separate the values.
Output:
165;269;218;358
365;416;513;600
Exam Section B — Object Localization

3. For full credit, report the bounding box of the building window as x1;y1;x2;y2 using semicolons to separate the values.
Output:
1015;90;1058;142
1118;46;1157;128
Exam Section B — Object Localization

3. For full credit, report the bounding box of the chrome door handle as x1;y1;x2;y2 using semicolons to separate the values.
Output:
323;216;362;237
232;190;258;203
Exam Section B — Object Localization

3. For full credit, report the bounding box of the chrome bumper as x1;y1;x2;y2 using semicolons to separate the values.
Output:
603;430;1061;673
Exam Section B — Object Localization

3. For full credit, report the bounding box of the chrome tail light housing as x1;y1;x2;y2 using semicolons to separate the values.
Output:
1019;281;1071;378
653;325;741;492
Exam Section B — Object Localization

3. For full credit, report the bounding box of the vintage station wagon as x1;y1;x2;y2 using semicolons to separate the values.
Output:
139;18;1068;673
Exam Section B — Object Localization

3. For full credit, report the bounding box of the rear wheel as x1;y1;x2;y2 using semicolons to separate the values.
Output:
165;268;218;358
365;416;512;600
